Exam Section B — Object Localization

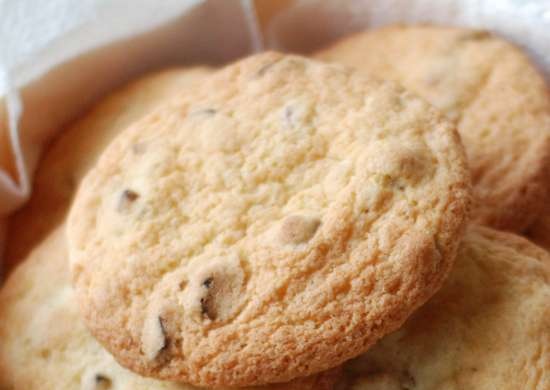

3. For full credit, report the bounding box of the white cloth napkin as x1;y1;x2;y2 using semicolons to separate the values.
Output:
0;0;259;216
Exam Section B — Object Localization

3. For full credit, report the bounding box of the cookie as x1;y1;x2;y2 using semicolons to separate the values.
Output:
67;52;471;386
4;67;210;270
0;224;341;390
342;225;550;390
528;204;550;251
316;25;550;232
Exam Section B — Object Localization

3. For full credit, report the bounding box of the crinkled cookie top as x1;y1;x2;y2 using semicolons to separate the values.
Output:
68;52;470;387
345;225;550;390
316;25;550;232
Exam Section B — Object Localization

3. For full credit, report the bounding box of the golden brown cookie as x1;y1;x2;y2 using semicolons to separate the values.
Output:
0;224;341;390
4;67;210;271
316;25;550;232
67;52;471;386
342;225;550;390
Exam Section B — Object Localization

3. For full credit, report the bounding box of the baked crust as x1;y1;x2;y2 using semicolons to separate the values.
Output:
67;52;470;386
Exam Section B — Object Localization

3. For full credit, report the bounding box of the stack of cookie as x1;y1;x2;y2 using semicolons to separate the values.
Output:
0;25;548;390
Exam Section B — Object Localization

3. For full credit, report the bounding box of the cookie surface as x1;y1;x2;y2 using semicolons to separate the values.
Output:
316;25;550;232
68;52;470;386
0;224;341;390
4;67;210;270
342;225;550;390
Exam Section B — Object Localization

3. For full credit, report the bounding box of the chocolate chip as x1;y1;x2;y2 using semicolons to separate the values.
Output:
202;276;214;288
158;317;167;349
186;259;245;323
117;189;139;212
200;277;215;320
94;375;112;390
191;108;217;117
81;372;112;390
201;108;217;115
279;215;321;245
123;189;139;201
200;297;214;320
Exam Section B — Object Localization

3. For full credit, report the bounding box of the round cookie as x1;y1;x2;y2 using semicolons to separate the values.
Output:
316;25;550;232
67;52;470;386
341;225;550;390
4;67;210;271
0;224;341;390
